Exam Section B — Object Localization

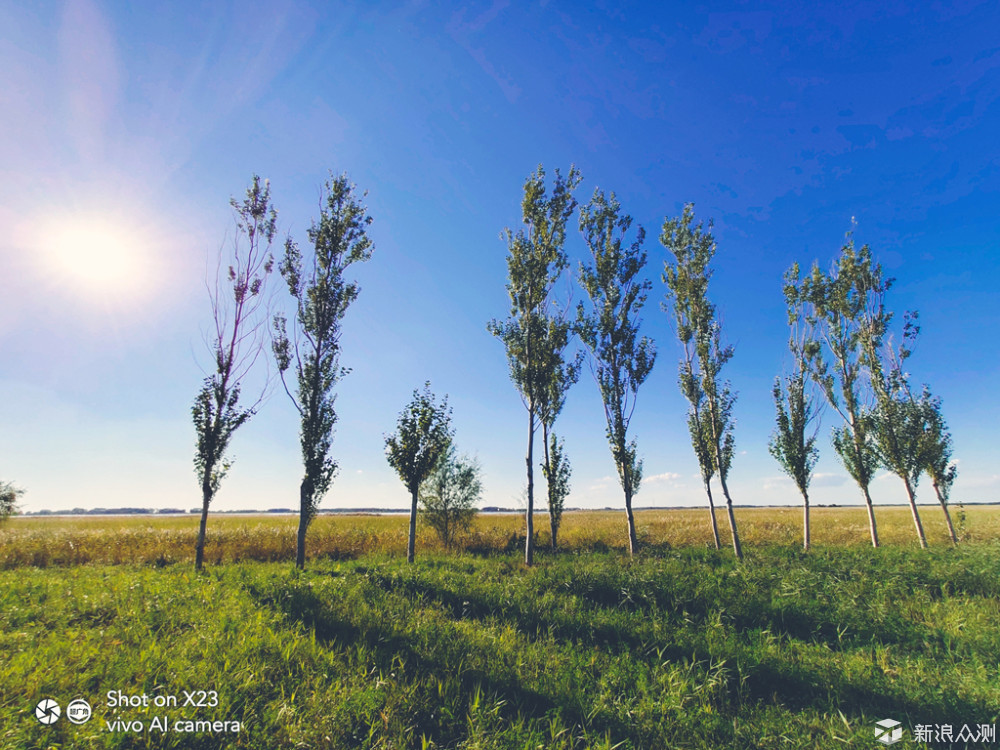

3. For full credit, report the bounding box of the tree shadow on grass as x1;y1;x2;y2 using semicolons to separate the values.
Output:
363;561;937;654
353;566;995;728
240;574;630;745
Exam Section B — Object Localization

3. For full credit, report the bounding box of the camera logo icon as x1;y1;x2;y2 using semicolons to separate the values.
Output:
35;699;60;725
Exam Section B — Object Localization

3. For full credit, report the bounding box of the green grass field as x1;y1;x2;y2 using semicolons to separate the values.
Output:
2;508;998;749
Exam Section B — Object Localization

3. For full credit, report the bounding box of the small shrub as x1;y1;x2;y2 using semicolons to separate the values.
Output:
420;447;481;549
0;480;24;523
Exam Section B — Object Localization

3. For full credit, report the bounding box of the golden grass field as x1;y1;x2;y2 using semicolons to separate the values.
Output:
2;504;995;568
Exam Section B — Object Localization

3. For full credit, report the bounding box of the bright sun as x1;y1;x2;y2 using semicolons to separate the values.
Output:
37;214;154;299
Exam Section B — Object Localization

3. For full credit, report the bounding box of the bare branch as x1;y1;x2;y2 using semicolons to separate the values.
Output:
192;175;279;570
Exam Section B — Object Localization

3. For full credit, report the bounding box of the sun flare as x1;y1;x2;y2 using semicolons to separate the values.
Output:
37;214;154;298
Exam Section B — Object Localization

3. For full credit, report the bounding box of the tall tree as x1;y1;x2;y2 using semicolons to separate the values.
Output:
420;446;482;549
192;176;276;570
488;164;581;566
862;311;929;548
660;208;719;550
384;382;454;562
918;385;959;544
801;232;884;547
578;189;656;556
661;204;743;560
768;265;822;550
272;172;373;570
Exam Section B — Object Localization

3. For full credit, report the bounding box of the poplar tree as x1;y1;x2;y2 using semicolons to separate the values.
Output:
802;232;884;547
385;383;454;562
578;189;656;556
272;173;373;570
862;311;929;548
660;209;719;550
662;204;742;560
919;386;959;544
768;264;821;550
488;165;581;566
192;176;276;570
865;301;958;547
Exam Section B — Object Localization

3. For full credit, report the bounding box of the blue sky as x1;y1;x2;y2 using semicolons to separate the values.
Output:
2;0;998;514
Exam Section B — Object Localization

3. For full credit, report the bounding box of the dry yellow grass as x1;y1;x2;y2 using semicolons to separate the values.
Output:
1;504;996;568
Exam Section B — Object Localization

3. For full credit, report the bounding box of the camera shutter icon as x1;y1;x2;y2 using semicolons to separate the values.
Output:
875;718;903;745
35;699;60;725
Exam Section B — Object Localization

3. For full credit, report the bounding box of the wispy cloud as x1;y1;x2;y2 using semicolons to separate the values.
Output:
762;475;793;492
960;473;1000;490
587;475;617;492
59;0;121;164
447;1;521;104
645;472;682;483
811;473;848;488
763;472;847;493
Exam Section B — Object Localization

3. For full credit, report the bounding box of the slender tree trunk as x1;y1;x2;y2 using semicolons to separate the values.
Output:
718;474;743;561
525;407;535;566
932;481;958;545
862;485;880;548
703;479;721;550
550;515;559;551
802;491;810;552
296;479;311;569
902;477;928;549
847;405;880;548
706;386;742;560
407;486;419;563
195;475;212;571
624;487;637;556
542;422;550;482
617;431;638;556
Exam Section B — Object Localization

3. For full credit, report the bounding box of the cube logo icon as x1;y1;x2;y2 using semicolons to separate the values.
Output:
875;718;903;745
